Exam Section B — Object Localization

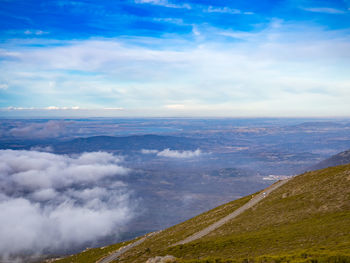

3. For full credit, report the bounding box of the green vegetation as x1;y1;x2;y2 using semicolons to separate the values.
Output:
53;238;137;263
114;193;256;263
117;164;350;263
166;211;350;259
176;250;350;263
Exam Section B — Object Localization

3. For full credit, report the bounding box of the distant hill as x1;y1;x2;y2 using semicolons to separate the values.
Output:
52;134;199;153
288;121;344;129
209;167;258;178
55;163;350;263
309;149;350;171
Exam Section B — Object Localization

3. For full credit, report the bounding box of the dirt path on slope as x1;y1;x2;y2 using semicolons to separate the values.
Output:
97;231;159;263
173;179;291;246
97;179;290;261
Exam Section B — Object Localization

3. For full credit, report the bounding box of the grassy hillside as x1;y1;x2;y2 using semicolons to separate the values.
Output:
117;164;350;263
54;164;350;263
53;238;138;263
50;192;255;263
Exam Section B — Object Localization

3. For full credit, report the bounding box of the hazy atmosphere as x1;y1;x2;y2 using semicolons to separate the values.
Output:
0;1;350;262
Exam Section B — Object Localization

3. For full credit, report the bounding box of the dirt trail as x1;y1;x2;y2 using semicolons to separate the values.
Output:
96;179;290;261
173;179;291;246
97;231;159;263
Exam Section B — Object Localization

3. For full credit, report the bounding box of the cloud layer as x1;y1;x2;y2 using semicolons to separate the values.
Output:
1;1;350;116
6;120;71;138
0;150;135;258
1;22;350;117
142;148;202;158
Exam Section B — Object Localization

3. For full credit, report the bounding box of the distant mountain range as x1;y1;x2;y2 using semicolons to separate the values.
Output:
53;135;200;153
288;121;345;128
309;149;350;171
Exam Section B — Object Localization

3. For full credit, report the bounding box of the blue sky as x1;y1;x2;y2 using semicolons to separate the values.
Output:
0;0;350;117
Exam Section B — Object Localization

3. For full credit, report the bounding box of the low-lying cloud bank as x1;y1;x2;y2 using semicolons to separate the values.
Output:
6;120;72;138
141;148;202;158
0;150;136;258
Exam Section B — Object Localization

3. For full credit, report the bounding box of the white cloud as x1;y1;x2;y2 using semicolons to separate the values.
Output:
23;29;49;35
30;146;54;152
0;83;8;89
302;7;346;14
206;6;253;15
44;106;80;110
134;0;191;9
153;17;185;25
141;149;159;154
4;107;34;110
4;106;81;111
164;104;185;109
1;21;350;116
219;30;256;40
46;106;60;110
192;25;200;36
0;150;135;259
157;148;202;158
7;120;70;138
103;107;124;110
35;30;48;35
141;148;203;158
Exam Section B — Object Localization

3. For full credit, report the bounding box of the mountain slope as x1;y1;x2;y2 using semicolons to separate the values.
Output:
53;164;350;263
118;164;350;263
165;164;350;262
53;194;256;263
310;149;350;171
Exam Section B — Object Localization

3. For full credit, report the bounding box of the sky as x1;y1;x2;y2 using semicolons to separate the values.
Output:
0;0;350;117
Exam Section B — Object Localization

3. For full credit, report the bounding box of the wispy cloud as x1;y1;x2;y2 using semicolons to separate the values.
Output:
164;104;185;109
206;6;253;15
24;29;49;35
3;106;81;111
141;149;159;154
46;106;80;110
7;120;68;138
103;107;124;110
1;20;350;117
134;0;191;9
153;17;185;25
302;7;346;14
0;84;8;90
3;106;124;111
219;30;256;40
30;145;54;152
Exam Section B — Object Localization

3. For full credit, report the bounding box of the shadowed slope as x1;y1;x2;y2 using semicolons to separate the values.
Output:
310;149;350;171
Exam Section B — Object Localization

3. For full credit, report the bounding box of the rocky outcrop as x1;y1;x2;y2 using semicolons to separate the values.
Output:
145;255;177;263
